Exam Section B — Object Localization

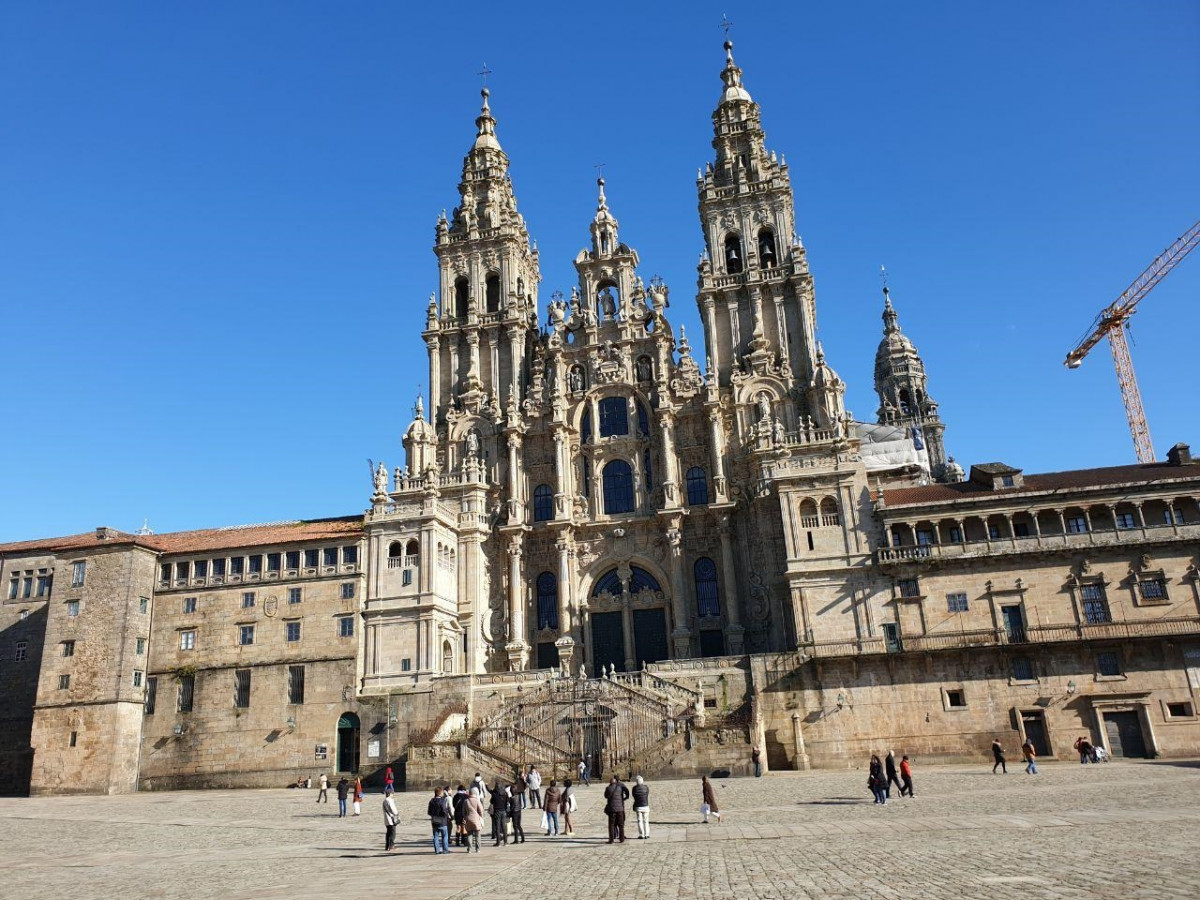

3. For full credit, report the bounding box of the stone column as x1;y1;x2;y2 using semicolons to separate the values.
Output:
555;538;572;633
506;535;528;671
621;594;636;671
507;433;522;521
708;411;728;500
427;335;441;420
666;523;692;658
790;712;811;770
701;297;720;379
659;410;679;508
718;516;745;654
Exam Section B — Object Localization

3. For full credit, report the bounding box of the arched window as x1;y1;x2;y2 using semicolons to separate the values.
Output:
635;399;649;437
686;467;709;506
757;227;777;267
581;409;593;444
441;640;454;674
388;541;403;558
820;497;840;526
533;484;553;522
724;233;743;274
536;572;559;630
592;570;623;597
599;396;629;437
629;566;661;594
485;273;501;313
602;459;635;514
454;277;469;318
695;557;720;617
405;539;419;560
898;389;912;415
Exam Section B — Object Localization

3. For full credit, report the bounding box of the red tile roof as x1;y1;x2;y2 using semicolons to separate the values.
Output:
0;516;364;558
884;461;1200;509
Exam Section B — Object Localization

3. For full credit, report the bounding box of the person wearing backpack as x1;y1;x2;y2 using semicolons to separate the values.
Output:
427;786;452;854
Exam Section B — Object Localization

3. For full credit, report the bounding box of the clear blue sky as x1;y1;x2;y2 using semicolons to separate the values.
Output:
1;2;1197;542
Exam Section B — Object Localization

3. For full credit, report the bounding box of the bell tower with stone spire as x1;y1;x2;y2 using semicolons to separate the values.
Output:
426;87;541;431
874;285;949;480
695;40;823;407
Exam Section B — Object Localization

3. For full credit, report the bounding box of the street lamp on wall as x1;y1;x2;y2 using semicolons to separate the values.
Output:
1066;680;1077;696
286;716;297;732
836;692;846;711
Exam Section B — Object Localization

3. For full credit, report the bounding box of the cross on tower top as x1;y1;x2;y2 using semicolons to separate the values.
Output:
720;13;734;39
478;63;492;87
594;162;606;180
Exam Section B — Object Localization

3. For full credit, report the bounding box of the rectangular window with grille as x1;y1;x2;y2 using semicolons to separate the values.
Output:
304;549;319;568
323;548;338;567
178;674;195;712
897;579;921;599
286;550;301;569
1097;651;1122;677
286;621;301;642
947;592;969;613
175;561;189;581
248;555;262;575
267;552;282;572
15;641;28;661
288;665;305;704
342;545;358;565
234;669;251;708
1138;579;1167;601
1011;657;1034;681
1080;583;1111;624
145;676;157;714
230;557;244;576
212;558;226;578
194;560;208;578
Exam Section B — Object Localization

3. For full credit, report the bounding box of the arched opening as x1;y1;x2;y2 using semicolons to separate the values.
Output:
635;356;653;382
724;233;744;274
597;281;620;321
898;389;912;415
798;498;819;528
454;277;469;318
820;497;840;526
757;227;777;267
533;484;553;522
388;541;403;558
602;459;635;514
695;557;720;617
441;640;454;674
599;396;629;437
485;272;501;313
336;712;360;774
536;572;559;630
686;467;709;506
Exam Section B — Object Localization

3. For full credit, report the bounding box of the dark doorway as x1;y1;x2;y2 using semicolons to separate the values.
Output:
536;641;560;670
1001;605;1026;643
1021;710;1050;757
590;612;625;677
633;608;668;667
1104;710;1148;758
337;712;360;774
698;629;726;658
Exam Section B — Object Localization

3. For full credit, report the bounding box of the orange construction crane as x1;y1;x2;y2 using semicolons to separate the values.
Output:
1065;219;1200;464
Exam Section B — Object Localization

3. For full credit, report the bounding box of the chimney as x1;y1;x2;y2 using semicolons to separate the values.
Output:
1166;443;1192;466
95;526;113;540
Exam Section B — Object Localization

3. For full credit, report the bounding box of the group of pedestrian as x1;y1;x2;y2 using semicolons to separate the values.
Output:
1073;735;1107;763
867;750;913;804
313;773;366;817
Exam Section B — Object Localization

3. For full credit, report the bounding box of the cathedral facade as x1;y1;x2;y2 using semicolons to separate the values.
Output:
3;42;1199;795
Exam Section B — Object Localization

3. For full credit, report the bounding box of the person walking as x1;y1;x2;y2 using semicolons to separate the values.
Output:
527;765;543;810
868;755;887;804
352;777;364;816
701;775;723;823
384;766;395;794
991;738;1007;774
336;777;350;817
452;784;469;847
507;781;526;843
428;786;452;854
464;787;486;853
603;774;629;843
1022;738;1039;775
316;772;329;804
560;779;576;836
382;787;400;850
751;745;763;778
490;780;509;846
471;772;489;806
885;750;902;797
899;755;914;797
512;769;528;811
1075;736;1094;764
631;775;650;839
578;758;590;786
543;780;562;836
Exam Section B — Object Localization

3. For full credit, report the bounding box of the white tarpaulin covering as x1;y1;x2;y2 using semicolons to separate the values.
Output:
854;421;930;478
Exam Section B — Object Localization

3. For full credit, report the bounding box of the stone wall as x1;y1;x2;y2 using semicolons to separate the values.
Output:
0;597;47;794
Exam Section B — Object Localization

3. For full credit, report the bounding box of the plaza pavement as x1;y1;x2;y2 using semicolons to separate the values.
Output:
1;760;1199;899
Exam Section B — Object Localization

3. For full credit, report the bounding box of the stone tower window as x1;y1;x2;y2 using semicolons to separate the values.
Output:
724;233;743;274
757;227;777;267
485;273;501;312
454;277;469;318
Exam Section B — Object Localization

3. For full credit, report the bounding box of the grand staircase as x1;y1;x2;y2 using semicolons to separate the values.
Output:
471;672;701;780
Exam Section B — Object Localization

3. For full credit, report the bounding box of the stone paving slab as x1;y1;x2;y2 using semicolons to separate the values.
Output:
1;761;1199;899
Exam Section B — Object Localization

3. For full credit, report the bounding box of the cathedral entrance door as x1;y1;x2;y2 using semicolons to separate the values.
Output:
337;712;360;774
590;611;626;677
633;608;668;667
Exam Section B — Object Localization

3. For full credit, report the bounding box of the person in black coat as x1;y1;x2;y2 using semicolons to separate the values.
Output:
868;755;887;804
489;781;509;846
884;750;902;797
603;774;630;843
507;783;526;843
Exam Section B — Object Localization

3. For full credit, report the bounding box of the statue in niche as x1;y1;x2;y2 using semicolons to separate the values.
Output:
598;287;617;320
756;391;772;423
635;356;653;382
771;418;785;445
466;430;480;458
569;366;585;393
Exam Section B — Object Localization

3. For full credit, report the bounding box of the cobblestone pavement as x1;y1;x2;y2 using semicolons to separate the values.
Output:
2;761;1199;900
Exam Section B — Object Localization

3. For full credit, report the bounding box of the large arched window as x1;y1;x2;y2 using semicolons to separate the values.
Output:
724;233;744;274
454;276;469;318
686;467;709;506
388;541;403;558
602;459;635;514
591;566;660;598
485;273;501;313
695;557;720;617
533;484;553;522
536;572;559;630
592;570;623;597
757;227;777;268
599;397;629;437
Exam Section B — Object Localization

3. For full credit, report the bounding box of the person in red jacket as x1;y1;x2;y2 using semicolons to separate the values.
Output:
899;755;914;797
